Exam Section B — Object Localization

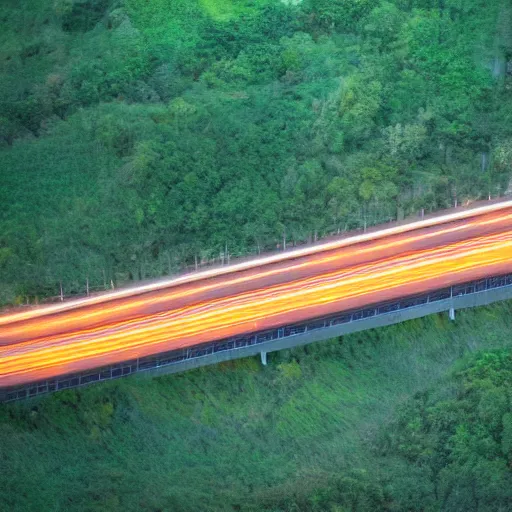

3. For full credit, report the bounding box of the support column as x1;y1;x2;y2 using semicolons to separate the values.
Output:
260;351;267;366
449;307;455;321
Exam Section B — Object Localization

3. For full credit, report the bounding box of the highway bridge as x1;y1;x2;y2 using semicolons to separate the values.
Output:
1;200;512;402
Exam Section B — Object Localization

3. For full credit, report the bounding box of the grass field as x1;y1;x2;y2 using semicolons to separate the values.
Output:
2;300;512;511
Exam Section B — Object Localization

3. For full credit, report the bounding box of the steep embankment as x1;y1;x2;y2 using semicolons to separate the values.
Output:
1;301;512;511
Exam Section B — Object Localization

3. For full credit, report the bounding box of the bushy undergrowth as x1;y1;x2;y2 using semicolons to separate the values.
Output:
2;301;512;511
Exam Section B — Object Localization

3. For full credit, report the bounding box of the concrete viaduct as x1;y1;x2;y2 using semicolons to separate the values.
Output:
2;273;512;402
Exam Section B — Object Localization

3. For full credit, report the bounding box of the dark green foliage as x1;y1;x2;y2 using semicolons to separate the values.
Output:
61;0;110;32
304;0;379;32
376;349;512;511
0;0;511;303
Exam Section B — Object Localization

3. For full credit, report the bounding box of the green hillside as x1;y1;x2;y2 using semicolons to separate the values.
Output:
1;0;511;303
2;302;512;511
2;2;512;509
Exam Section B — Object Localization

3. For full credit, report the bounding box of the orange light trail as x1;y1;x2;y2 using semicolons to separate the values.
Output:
2;199;512;326
2;208;512;346
1;208;512;387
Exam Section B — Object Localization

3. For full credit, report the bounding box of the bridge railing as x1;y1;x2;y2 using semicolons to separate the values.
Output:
3;273;512;402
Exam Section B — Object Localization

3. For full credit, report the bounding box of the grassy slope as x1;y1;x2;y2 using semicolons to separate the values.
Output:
1;301;512;511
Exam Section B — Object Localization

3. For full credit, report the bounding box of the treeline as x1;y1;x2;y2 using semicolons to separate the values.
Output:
264;348;512;511
1;0;512;303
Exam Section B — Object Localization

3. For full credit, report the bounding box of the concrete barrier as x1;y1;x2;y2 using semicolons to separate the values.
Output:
3;280;512;402
134;284;512;380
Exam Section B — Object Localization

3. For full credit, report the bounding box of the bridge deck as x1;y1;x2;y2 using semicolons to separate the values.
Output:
2;274;512;402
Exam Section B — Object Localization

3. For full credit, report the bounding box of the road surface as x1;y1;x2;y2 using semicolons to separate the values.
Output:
1;202;512;387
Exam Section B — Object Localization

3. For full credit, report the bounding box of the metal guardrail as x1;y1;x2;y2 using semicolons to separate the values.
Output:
2;274;512;402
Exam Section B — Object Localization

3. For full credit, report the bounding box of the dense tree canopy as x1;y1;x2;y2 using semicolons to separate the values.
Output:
0;0;511;302
375;349;512;511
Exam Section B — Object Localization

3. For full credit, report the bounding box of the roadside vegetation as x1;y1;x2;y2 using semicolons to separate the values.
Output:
1;0;511;303
2;301;512;511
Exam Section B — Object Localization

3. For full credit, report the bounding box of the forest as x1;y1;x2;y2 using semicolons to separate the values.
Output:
0;0;511;302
